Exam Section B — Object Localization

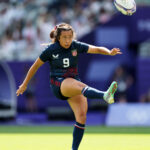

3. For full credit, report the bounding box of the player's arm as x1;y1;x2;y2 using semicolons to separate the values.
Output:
87;45;122;56
16;58;44;96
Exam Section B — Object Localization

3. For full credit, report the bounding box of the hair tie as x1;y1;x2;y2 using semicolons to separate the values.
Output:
54;25;57;30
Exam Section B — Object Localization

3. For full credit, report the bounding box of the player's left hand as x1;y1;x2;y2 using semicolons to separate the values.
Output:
110;48;122;56
16;84;27;96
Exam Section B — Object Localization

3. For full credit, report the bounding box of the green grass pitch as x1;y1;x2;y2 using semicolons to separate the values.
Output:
0;126;150;150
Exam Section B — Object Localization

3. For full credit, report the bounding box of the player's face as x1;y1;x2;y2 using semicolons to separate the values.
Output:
59;30;73;49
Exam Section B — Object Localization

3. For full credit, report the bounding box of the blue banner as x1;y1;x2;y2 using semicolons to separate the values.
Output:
95;6;150;45
106;104;150;126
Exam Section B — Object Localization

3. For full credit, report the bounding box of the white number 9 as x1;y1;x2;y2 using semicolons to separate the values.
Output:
63;58;70;68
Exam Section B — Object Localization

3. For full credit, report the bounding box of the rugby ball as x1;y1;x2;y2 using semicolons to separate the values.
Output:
114;0;136;16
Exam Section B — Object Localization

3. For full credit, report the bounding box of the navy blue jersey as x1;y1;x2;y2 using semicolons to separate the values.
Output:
39;40;89;78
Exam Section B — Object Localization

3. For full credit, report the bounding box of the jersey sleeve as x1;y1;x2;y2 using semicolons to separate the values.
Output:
74;41;89;53
39;46;51;62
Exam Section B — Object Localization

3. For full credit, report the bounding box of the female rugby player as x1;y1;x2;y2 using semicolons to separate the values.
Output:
16;23;122;150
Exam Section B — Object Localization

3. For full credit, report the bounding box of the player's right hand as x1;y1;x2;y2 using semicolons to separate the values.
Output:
16;84;27;96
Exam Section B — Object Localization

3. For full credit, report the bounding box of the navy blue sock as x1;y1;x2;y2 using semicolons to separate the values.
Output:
82;86;104;99
72;122;85;150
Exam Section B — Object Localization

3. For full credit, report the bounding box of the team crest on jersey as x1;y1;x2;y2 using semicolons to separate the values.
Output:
52;54;59;59
72;50;77;56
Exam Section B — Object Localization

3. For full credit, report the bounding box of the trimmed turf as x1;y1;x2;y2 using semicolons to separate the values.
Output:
0;126;150;134
0;126;150;150
0;133;150;150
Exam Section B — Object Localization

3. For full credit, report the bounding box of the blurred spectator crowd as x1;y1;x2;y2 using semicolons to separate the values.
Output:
0;0;115;61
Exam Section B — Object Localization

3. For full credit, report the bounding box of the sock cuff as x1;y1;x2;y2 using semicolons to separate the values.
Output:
74;122;85;130
81;86;88;94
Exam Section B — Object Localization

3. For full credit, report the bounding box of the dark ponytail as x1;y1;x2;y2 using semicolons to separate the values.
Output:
50;30;55;39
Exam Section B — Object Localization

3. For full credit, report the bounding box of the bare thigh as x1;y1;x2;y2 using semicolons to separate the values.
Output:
68;95;88;124
60;78;87;97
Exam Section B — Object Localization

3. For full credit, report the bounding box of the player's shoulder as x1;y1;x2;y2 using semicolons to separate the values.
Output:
71;40;81;48
72;40;80;45
72;40;89;48
48;42;59;49
43;42;59;53
72;40;88;46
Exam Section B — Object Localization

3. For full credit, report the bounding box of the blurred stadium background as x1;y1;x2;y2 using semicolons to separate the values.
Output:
0;0;150;150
